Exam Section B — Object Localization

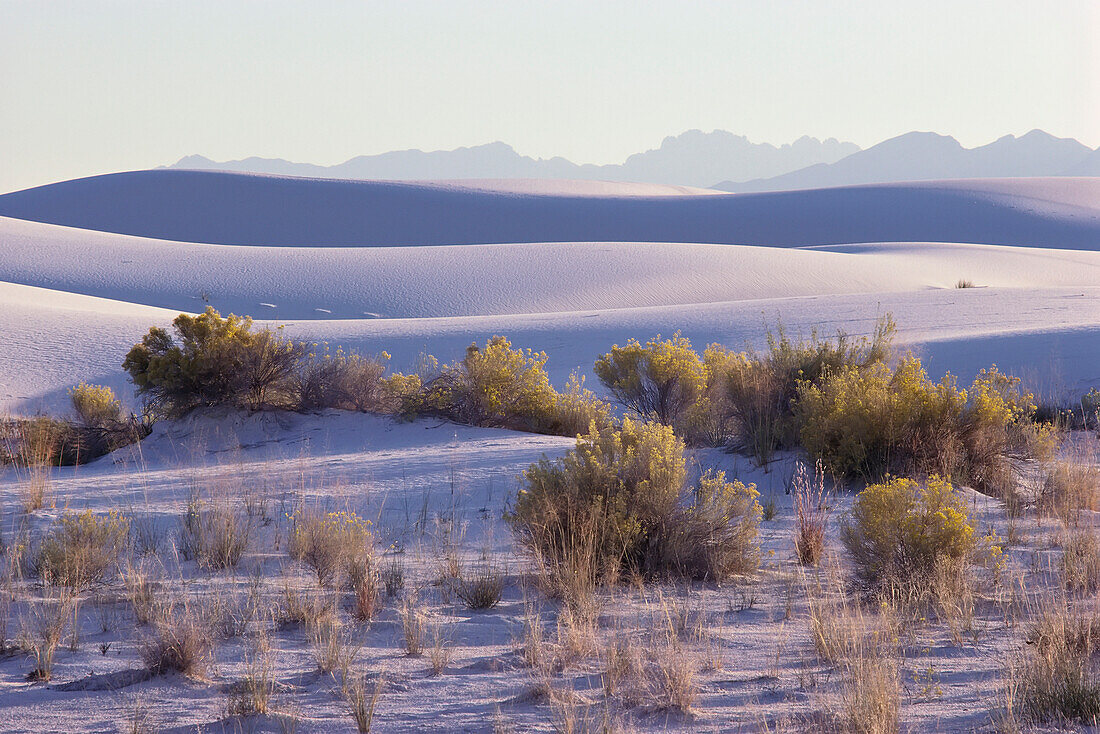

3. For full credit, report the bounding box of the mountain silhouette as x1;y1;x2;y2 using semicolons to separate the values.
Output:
715;130;1096;192
166;132;859;188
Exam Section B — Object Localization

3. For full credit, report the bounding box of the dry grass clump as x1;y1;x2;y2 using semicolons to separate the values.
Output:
295;348;402;413
793;461;829;566
140;598;214;677
288;509;372;587
1039;457;1100;520
227;635;274;717
510;419;761;590
427;623;452;676
346;675;384;733
841;649;900;734
310;614;361;679
274;579;336;631
180;494;251;570
1061;531;1100;592
400;594;426;656
449;556;505;610
1012;600;1100;724
35;510;129;589
20;597;71;681
348;554;382;621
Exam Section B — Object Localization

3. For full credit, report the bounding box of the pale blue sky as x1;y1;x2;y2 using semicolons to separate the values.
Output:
1;0;1097;193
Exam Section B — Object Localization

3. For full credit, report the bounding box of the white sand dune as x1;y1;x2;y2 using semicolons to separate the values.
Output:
4;278;1100;415
4;216;1100;320
2;173;1100;414
0;170;1098;248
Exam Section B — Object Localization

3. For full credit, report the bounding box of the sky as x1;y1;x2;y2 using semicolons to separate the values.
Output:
1;0;1097;193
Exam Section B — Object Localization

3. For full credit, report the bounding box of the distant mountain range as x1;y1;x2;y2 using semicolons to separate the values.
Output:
167;131;859;189
167;129;1100;191
716;130;1100;192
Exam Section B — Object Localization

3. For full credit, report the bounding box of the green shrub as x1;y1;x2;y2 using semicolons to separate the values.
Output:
36;510;130;589
509;419;760;586
705;316;895;463
594;333;707;427
123;307;306;417
840;476;995;587
797;356;1035;490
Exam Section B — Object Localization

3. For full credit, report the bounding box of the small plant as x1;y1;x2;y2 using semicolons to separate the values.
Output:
428;623;451;675
1061;531;1100;592
140;599;214;677
276;582;335;630
400;596;425;656
955;279;976;289
36;510;129;589
793;461;828;566
1016;601;1100;724
348;554;382;621
310;615;360;679
381;557;405;598
21;598;70;681
346;675;384;733
180;496;251;570
289;509;372;587
451;557;505;610
69;382;122;427
227;634;274;716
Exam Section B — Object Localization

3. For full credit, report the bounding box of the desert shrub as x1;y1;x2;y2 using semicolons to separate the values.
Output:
841;476;995;587
69;382;122;427
548;372;615;437
705;316;895;462
509;419;761;586
180;497;251;570
289;509;373;587
123;307;306;417
419;337;557;429
594;333;707;427
36;510;129;589
295;348;403;413
798;356;1036;490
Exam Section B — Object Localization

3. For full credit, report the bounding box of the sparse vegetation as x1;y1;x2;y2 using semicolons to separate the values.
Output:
289;509;373;587
141;599;214;677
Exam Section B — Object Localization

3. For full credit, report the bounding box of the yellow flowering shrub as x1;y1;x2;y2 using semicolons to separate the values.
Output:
841;476;995;586
797;356;1036;491
289;509;373;586
510;419;760;585
594;333;707;426
36;510;130;589
69;382;122;428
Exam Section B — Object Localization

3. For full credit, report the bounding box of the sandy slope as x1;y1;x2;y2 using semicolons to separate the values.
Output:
1;170;1098;248
2;173;1099;414
6;216;1100;320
